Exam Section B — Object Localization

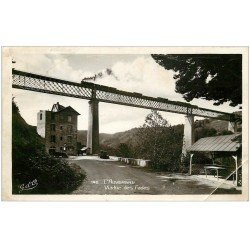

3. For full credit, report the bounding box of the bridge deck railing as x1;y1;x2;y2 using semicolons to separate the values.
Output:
12;69;233;121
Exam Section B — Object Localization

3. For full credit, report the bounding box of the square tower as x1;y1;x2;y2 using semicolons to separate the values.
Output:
37;103;80;156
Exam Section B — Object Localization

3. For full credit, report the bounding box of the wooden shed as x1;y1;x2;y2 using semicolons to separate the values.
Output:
188;133;242;185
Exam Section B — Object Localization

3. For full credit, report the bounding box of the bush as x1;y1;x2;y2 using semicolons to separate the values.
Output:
13;153;85;194
12;99;85;194
117;143;133;158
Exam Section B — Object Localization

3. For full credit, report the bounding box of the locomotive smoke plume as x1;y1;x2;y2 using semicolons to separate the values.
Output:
82;68;118;82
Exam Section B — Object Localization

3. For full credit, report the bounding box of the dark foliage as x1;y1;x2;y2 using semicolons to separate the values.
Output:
195;127;217;141
12;99;85;194
117;143;133;158
99;144;117;156
151;54;242;107
217;130;234;136
133;110;183;171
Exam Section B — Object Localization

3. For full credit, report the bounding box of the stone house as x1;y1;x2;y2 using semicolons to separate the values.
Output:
37;102;80;155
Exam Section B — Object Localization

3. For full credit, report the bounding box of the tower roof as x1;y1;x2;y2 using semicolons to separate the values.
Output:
51;102;80;115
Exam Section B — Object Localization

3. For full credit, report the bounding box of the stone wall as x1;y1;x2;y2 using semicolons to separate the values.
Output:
119;157;151;167
38;109;78;155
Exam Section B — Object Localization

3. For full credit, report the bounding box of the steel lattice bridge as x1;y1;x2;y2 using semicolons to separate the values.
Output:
12;69;238;155
12;69;232;120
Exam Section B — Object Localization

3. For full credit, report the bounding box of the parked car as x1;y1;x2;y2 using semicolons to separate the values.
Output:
99;150;109;159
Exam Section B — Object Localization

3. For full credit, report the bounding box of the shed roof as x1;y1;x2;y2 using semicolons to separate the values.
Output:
188;133;241;152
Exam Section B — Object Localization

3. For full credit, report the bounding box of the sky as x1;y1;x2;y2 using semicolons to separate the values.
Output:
12;53;241;133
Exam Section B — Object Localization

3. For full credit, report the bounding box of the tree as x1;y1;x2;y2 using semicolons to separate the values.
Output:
117;143;132;158
134;110;183;171
12;99;85;194
151;54;242;107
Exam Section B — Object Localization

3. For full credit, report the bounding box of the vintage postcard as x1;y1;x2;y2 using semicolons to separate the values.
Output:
1;47;248;201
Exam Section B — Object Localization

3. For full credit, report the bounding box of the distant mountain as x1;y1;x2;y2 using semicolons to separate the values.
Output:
194;119;229;131
77;127;140;148
78;113;241;149
194;111;242;132
77;130;87;145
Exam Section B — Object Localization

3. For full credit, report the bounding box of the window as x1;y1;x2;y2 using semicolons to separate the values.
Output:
67;136;72;143
51;113;55;121
50;135;56;143
68;116;72;122
60;136;63;141
50;124;56;131
40;113;42;120
60;125;63;130
67;125;73;133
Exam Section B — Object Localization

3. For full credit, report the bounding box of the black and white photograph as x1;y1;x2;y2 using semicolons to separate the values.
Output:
1;1;250;250
1;47;248;200
2;1;250;250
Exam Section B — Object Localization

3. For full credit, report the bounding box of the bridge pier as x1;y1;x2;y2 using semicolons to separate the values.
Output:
87;99;99;155
228;121;238;133
182;115;195;155
12;70;237;157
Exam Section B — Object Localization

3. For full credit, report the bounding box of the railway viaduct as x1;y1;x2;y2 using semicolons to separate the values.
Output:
12;69;239;155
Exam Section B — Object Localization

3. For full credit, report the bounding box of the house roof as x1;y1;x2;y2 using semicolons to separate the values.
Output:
56;106;80;115
188;133;241;152
51;102;65;112
51;102;80;115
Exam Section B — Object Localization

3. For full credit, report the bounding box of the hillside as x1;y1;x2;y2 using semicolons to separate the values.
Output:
12;100;85;194
78;115;241;149
194;118;229;131
12;100;45;161
77;128;140;148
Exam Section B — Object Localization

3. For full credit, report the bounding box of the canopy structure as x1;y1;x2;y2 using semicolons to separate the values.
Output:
187;133;242;186
188;133;241;153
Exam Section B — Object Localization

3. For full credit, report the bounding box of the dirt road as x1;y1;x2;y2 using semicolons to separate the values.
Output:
68;156;240;195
